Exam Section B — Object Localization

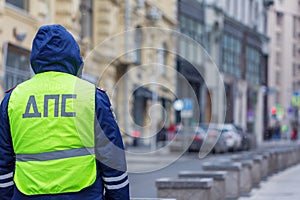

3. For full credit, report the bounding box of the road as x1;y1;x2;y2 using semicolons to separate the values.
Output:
127;151;234;198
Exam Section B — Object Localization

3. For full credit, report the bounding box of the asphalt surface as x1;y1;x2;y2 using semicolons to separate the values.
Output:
127;150;233;198
127;140;300;199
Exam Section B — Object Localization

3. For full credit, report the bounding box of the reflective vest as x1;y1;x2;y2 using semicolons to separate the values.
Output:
8;71;96;195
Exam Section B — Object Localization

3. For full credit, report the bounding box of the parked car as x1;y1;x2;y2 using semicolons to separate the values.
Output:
188;124;207;152
201;124;228;154
234;125;251;151
219;124;242;151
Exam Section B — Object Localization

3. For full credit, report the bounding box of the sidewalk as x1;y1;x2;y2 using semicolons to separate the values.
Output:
239;163;300;200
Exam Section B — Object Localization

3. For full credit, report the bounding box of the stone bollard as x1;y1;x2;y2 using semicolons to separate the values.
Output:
238;154;262;186
259;153;269;180
285;148;292;168
262;151;272;176
239;160;254;195
296;147;300;163
276;150;284;171
256;155;265;179
156;178;213;200
270;149;278;174
267;150;276;176
281;149;288;170
202;162;242;200
178;171;227;200
231;156;254;194
292;147;299;165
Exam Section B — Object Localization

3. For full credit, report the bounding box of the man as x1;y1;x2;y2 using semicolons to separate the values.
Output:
0;24;129;200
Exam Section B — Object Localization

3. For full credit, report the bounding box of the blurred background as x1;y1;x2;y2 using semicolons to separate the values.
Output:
0;0;300;150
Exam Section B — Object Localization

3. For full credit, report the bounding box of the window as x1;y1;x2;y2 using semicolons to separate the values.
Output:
293;82;297;92
133;26;142;64
293;16;297;38
6;0;29;11
276;32;282;46
246;46;261;85
3;43;31;91
276;12;283;26
179;14;203;65
293;44;297;57
293;63;297;77
275;51;281;66
249;0;253;25
275;92;280;104
222;34;242;78
275;71;281;85
241;0;245;22
179;16;202;43
254;2;259;28
158;43;167;74
233;0;238;17
80;0;93;40
226;0;231;13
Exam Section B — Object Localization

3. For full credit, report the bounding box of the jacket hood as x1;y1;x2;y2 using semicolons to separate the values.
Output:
30;24;83;76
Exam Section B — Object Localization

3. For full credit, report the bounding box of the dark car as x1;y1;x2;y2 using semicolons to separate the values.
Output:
234;125;251;151
188;125;207;152
193;124;228;154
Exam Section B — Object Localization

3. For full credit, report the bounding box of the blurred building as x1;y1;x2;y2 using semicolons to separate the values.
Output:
0;0;87;99
199;0;273;144
176;0;206;125
267;0;300;134
0;0;178;146
81;0;177;145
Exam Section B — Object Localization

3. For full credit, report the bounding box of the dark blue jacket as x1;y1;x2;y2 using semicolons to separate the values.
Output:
0;25;129;200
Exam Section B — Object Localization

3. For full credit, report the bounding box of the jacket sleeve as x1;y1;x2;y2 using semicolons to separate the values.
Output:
95;89;129;200
0;91;15;200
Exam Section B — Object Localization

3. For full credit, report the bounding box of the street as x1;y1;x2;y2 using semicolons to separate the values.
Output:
128;150;238;198
127;140;300;199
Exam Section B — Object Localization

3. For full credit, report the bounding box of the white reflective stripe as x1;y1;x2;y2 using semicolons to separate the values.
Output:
102;172;128;182
104;179;129;190
0;181;14;188
0;172;13;180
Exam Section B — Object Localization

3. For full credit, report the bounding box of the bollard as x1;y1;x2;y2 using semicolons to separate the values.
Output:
231;155;254;194
156;178;213;200
270;149;278;174
234;154;262;187
276;150;284;171
259;153;269;179
239;160;254;195
267;150;276;175
178;171;227;200
202;162;242;200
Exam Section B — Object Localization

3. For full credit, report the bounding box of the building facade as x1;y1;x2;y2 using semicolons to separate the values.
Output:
267;0;300;137
0;0;85;100
0;0;178;146
203;0;272;144
177;0;206;125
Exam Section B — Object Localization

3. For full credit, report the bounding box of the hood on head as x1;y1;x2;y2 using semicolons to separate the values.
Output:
30;24;83;76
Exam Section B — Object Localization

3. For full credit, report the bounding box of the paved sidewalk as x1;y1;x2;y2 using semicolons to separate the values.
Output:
239;164;300;200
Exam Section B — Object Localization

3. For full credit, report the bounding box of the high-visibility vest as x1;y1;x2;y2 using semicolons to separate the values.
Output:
8;71;96;195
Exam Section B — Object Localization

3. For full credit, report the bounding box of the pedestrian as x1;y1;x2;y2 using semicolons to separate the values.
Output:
0;25;129;200
291;127;298;141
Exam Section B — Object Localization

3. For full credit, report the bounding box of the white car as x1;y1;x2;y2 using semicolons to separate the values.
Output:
219;124;242;151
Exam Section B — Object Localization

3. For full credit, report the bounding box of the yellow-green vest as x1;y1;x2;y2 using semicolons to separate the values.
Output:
8;71;96;195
